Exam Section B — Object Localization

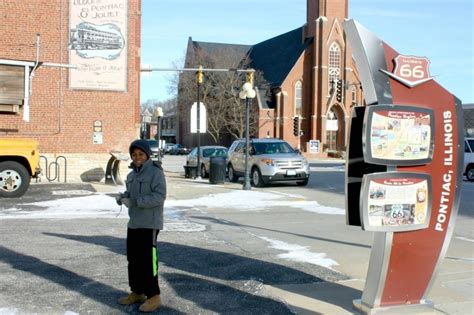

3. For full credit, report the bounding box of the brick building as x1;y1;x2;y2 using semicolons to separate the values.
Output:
179;0;362;156
464;103;474;137
0;0;142;182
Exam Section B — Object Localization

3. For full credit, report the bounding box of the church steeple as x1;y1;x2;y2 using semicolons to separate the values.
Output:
305;0;348;38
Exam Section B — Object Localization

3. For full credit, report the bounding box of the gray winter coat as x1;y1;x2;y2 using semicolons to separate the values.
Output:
124;159;166;230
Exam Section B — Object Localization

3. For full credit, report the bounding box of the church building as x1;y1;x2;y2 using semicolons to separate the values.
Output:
179;0;363;157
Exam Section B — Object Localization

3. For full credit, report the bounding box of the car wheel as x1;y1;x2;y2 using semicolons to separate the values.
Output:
251;167;265;187
296;178;309;186
0;161;31;198
467;166;474;181
228;164;237;183
200;164;207;178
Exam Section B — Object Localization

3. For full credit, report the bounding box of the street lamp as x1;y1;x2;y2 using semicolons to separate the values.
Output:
239;71;256;190
155;106;163;148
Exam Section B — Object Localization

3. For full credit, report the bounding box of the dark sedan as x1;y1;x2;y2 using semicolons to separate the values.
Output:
169;144;191;155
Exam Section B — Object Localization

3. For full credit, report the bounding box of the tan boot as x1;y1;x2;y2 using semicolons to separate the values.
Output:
139;294;161;312
118;292;147;305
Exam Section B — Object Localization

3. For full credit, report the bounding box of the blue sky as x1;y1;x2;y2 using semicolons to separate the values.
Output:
140;0;473;104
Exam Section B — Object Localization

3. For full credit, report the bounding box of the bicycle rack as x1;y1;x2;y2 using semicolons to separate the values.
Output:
39;155;67;183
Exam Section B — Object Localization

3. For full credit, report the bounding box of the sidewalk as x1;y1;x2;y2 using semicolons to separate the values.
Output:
1;169;472;314
102;173;473;314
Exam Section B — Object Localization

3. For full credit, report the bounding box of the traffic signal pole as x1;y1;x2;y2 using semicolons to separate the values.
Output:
196;66;203;179
141;66;256;180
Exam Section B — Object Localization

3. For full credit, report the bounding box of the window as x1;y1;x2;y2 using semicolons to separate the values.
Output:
294;81;302;116
328;42;341;89
351;86;357;105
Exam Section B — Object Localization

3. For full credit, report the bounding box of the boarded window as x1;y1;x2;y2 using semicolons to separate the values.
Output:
0;65;25;105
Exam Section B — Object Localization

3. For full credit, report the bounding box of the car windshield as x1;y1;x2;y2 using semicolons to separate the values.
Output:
467;139;474;152
252;142;295;155
202;148;227;158
146;140;158;147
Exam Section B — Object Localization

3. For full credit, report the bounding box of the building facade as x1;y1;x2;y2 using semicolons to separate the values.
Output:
179;0;362;157
464;103;474;137
0;0;142;182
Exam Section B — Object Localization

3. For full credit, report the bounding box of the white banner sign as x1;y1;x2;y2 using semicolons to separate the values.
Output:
190;102;207;133
69;0;128;91
326;119;338;131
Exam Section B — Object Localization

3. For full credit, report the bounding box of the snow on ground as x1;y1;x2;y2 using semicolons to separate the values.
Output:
0;194;124;219
0;189;340;270
0;189;343;220
255;235;339;269
166;190;344;215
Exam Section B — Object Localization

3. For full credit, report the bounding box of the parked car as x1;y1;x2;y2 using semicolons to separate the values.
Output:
464;137;474;181
145;139;163;161
186;146;228;178
227;138;310;187
169;144;191;155
164;143;176;154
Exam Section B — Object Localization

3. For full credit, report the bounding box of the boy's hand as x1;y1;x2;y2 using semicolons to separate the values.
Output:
115;195;123;206
121;198;137;208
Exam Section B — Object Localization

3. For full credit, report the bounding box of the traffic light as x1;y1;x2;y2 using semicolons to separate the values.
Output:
246;71;254;85
293;116;300;136
336;79;343;102
196;65;203;84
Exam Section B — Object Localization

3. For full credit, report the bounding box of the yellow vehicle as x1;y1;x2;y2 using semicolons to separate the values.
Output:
0;138;41;198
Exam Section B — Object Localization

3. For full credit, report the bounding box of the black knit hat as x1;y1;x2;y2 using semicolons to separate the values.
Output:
129;139;151;159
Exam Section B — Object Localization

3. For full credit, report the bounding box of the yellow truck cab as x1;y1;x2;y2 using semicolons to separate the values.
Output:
0;138;41;197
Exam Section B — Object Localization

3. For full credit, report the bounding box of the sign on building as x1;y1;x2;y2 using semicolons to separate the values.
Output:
309;140;320;153
69;0;128;91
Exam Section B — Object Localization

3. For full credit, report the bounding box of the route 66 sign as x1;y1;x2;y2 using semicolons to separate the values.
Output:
381;55;433;88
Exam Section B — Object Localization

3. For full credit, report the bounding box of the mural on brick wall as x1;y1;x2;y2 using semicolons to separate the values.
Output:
68;0;128;91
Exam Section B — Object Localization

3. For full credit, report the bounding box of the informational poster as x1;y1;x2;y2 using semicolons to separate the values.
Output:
69;0;128;91
361;172;431;232
309;140;320;153
364;105;434;165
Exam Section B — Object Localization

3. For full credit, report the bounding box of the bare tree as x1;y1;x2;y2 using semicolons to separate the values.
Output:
176;46;269;143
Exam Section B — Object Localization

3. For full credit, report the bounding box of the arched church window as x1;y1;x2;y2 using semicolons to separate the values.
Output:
295;80;302;116
328;42;341;89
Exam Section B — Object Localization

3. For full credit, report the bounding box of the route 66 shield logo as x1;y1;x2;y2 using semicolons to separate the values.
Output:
381;55;433;88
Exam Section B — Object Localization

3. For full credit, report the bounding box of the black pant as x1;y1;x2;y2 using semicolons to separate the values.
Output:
126;228;160;297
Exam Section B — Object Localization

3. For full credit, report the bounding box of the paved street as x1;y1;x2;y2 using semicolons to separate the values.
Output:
0;155;473;314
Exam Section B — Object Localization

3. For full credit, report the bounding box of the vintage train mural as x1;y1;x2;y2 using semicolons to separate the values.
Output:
69;23;123;50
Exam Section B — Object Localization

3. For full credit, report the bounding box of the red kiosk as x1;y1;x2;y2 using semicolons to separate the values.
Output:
343;20;464;313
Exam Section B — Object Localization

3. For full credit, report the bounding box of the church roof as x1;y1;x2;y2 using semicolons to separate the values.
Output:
188;27;313;109
192;41;252;58
249;27;313;88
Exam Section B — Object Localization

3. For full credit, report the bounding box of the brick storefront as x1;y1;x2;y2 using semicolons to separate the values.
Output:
0;0;141;182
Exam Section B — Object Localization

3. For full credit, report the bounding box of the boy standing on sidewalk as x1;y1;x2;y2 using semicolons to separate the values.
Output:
116;139;166;312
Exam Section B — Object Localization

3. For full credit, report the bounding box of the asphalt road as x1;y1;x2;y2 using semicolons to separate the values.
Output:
0;155;472;314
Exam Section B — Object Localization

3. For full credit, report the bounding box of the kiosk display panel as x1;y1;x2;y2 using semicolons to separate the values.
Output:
360;172;432;232
363;105;434;165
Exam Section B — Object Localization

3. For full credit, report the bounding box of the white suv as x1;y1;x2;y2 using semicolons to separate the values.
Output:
227;138;310;187
464;138;474;181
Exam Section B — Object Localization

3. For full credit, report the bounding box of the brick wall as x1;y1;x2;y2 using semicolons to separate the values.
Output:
0;0;141;182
